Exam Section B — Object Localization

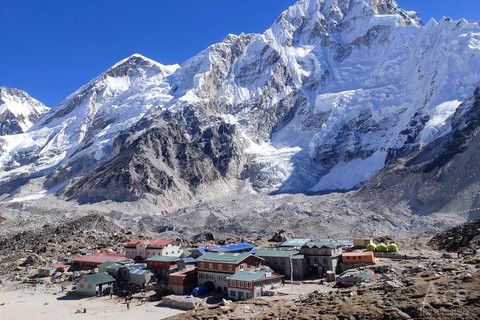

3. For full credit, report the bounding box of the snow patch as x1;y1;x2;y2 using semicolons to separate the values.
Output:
310;151;388;191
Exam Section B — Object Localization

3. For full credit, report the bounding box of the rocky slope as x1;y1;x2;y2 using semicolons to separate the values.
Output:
0;0;480;233
0;87;48;135
429;217;480;251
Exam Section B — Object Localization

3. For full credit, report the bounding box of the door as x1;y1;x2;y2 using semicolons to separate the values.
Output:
238;291;244;301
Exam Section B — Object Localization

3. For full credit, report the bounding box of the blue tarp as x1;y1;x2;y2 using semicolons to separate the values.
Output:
206;242;254;253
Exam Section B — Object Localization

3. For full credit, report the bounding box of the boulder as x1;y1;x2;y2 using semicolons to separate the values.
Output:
411;264;427;274
268;229;295;242
384;280;404;292
205;232;215;241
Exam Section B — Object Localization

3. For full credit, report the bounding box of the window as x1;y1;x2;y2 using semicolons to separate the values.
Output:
246;282;252;289
231;290;236;297
80;283;84;288
228;265;232;271
230;280;236;286
173;278;178;283
239;281;244;288
87;284;92;289
218;264;223;270
200;262;204;268
239;264;244;270
209;263;213;269
237;281;241;287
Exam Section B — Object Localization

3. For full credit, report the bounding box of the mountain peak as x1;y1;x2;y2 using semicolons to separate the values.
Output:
0;86;48;135
107;53;180;77
268;0;422;46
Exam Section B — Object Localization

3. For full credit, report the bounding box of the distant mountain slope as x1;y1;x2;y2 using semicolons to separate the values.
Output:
355;86;480;219
0;55;179;195
0;87;48;135
2;0;480;217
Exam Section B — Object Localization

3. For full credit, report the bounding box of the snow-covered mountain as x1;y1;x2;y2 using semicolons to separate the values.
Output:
0;87;48;135
0;55;179;195
2;0;480;214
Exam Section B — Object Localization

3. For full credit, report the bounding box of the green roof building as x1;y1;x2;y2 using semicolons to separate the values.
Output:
76;273;116;296
227;269;284;301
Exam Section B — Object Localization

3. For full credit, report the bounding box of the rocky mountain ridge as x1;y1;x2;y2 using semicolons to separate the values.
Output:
0;0;480;236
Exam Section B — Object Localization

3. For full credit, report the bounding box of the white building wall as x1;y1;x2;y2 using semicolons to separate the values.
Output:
76;278;97;296
197;271;230;292
125;243;147;259
146;243;183;258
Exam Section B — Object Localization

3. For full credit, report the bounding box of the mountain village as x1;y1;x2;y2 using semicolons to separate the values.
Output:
2;0;480;319
35;236;384;301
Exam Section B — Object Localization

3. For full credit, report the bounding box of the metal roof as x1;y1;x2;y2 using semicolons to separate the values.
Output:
146;256;178;262
130;268;152;276
85;273;116;285
227;270;283;282
182;258;196;263
106;263;122;270
98;261;116;268
196;252;258;264
121;263;147;270
337;240;354;246
255;249;300;258
170;267;196;277
206;242;254;253
278;239;312;247
302;240;339;249
72;253;125;264
148;239;172;246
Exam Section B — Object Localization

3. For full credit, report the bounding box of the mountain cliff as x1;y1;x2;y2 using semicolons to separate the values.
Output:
2;0;480;222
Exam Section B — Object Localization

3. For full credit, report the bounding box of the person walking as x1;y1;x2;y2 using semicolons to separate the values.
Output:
126;301;130;311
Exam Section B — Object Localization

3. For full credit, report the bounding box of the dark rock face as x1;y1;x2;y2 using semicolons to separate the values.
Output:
0;110;25;135
61;107;247;207
429;217;480;251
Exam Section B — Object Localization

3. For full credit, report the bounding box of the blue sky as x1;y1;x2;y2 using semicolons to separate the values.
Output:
0;0;478;107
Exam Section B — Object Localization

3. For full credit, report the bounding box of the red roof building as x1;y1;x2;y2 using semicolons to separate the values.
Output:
72;253;126;268
169;267;198;295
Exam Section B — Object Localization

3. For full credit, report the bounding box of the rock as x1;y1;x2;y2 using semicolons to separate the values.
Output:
442;253;452;259
162;295;207;310
268;229;295;242
384;280;404;292
205;233;215;241
411;264;427;274
221;299;231;306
